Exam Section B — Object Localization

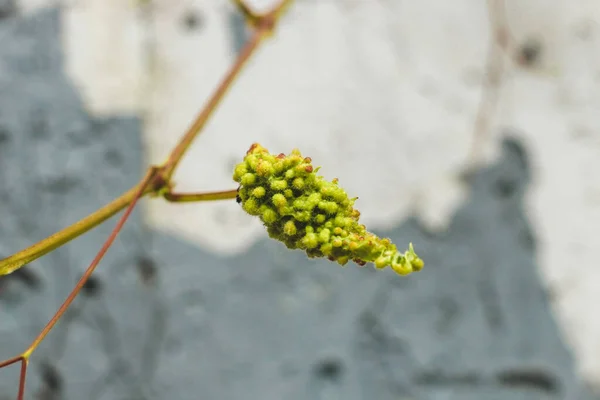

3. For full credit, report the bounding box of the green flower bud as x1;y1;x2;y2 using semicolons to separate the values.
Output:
374;256;388;269
261;207;278;224
233;164;248;181
337;256;350;266
292;177;305;190
320;243;333;255
241;173;256;186
391;256;412;276
252;186;266;198
302;232;319;249
256;160;274;176
318;228;331;243
283;220;297;236
292;199;304;210
318;201;338;214
271;179;287;191
273;160;286;174
272;193;287;208
242;198;259;215
296;210;311;222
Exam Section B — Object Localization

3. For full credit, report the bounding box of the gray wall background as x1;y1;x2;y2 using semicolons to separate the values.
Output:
1;5;599;400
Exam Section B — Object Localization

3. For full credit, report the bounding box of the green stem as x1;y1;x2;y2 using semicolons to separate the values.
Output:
163;189;238;203
0;177;155;276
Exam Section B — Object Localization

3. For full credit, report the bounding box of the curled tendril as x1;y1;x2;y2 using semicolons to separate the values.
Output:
233;143;424;276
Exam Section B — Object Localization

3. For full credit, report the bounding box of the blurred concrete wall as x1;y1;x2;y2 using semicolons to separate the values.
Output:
1;0;600;399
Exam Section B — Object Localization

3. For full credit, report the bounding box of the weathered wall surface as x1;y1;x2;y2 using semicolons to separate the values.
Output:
1;1;600;399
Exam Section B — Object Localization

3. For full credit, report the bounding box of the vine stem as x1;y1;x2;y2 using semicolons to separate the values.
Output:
163;189;238;203
15;168;156;399
0;1;294;399
158;21;265;182
21;168;156;360
159;0;294;181
465;0;512;170
0;183;155;276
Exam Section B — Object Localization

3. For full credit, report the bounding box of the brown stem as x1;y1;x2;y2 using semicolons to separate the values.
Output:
465;0;511;169
0;355;23;369
21;168;157;360
17;359;27;400
231;0;258;24
160;22;273;182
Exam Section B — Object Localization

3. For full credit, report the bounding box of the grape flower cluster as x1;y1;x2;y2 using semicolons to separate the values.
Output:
232;143;424;275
